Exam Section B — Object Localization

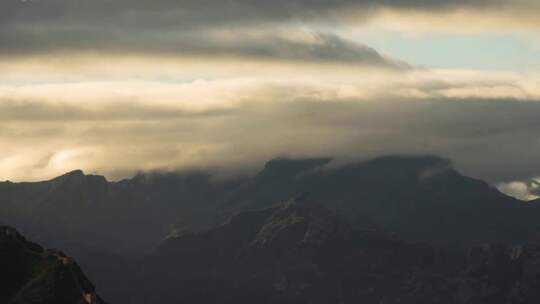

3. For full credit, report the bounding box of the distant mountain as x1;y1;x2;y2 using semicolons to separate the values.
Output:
0;169;241;302
134;198;540;304
3;155;540;302
219;156;540;246
0;170;229;257
2;155;536;256
0;226;107;304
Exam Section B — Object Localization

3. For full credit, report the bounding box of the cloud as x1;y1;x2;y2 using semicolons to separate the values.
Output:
497;179;540;201
0;27;405;68
2;69;540;182
2;0;539;185
354;3;540;34
1;0;506;28
1;0;537;60
0;99;233;122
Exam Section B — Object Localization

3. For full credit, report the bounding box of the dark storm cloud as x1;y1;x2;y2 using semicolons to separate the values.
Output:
0;27;406;67
1;0;505;26
0;0;509;62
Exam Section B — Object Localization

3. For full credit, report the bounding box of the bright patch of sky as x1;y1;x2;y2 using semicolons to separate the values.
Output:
349;30;540;73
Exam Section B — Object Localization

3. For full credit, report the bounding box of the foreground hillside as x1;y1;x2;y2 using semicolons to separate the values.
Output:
0;226;107;304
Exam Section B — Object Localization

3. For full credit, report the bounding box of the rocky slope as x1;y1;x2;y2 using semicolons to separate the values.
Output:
0;226;108;304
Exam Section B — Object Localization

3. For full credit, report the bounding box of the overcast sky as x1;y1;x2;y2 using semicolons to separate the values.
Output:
1;0;540;199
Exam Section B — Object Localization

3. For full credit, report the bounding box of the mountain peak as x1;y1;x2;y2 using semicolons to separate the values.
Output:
65;169;85;177
52;169;108;184
46;169;109;195
254;197;346;247
51;169;85;182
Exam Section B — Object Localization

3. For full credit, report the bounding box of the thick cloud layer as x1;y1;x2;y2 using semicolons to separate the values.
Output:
0;27;405;68
2;0;540;199
1;0;507;26
0;0;534;58
1;69;540;185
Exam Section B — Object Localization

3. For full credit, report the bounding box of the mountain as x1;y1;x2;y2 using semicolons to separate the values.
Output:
134;198;540;304
0;170;235;303
3;155;540;302
219;156;540;246
0;169;246;302
2;155;535;256
135;197;457;303
0;170;229;257
0;226;108;304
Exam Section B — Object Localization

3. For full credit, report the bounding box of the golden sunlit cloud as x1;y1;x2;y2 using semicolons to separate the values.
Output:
2;0;540;188
1;54;540;182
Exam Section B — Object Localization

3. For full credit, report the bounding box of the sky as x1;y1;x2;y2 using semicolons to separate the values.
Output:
1;0;540;200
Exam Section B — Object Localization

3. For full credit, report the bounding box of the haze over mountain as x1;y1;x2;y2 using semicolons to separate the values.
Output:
2;155;540;302
2;156;537;257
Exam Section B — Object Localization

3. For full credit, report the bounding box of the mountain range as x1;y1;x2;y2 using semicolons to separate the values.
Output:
2;155;540;303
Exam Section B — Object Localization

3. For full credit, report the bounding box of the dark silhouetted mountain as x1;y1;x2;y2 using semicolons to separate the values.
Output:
0;170;231;257
135;197;459;304
0;170;247;302
219;156;540;246
3;155;540;303
133;198;540;303
2;155;535;256
0;170;238;302
0;226;107;304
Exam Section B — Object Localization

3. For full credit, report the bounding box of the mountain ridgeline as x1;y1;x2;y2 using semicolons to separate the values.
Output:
2;155;540;303
1;156;537;256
